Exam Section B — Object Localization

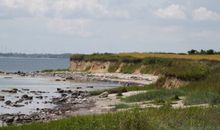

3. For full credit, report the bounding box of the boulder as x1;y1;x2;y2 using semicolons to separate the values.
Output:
22;88;30;91
66;76;74;80
5;100;12;105
0;96;5;101
22;95;33;100
2;88;18;93
86;86;94;88
57;88;64;93
12;104;24;107
55;79;61;81
15;99;24;104
36;96;43;99
99;92;108;98
4;116;14;124
61;94;67;97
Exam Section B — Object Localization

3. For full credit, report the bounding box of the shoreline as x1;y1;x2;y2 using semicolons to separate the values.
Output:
0;71;158;126
0;71;159;86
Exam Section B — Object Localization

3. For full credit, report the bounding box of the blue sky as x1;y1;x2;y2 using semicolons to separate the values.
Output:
0;0;220;54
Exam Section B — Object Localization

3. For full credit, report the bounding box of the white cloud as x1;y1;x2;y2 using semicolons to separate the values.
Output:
0;0;130;34
0;0;129;18
154;4;186;19
0;0;21;8
193;7;220;21
51;0;108;17
47;18;91;37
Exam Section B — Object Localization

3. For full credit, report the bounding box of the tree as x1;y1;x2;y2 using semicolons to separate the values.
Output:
200;49;206;54
188;49;198;55
206;49;215;55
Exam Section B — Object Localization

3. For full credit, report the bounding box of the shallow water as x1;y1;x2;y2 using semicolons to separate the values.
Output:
0;76;119;114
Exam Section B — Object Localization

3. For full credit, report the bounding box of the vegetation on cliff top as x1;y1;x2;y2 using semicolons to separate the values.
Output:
71;51;220;62
70;53;142;63
71;53;209;80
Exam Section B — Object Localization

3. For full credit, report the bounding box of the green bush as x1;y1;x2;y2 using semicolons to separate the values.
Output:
108;62;121;72
120;63;141;74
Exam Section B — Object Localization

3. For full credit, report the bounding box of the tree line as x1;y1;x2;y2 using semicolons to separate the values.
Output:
188;49;220;55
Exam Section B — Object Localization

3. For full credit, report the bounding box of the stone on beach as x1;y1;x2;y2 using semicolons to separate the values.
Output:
1;88;18;93
36;96;43;99
5;100;12;105
22;95;33;100
0;96;5;101
99;92;109;98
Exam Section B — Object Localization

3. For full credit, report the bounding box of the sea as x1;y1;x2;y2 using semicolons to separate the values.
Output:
0;57;69;72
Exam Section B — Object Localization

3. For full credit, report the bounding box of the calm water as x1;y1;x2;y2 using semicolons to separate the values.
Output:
0;57;69;72
0;76;119;114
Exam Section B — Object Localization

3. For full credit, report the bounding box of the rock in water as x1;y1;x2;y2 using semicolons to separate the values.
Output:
5;100;12;105
0;96;5;101
21;95;33;100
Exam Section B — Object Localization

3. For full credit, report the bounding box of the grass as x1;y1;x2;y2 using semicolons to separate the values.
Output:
71;53;142;63
89;85;155;96
114;103;130;110
108;62;121;72
119;52;220;62
41;69;68;72
71;53;220;62
141;59;208;80
120;63;141;74
123;89;184;103
122;61;220;105
2;107;220;130
179;62;220;105
184;91;220;105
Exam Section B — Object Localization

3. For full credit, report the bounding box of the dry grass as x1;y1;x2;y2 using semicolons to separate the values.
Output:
119;53;220;62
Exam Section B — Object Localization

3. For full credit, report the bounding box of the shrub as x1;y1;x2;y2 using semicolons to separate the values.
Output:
108;62;121;72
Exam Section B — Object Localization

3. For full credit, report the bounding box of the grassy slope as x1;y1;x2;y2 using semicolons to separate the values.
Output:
123;62;220;105
1;107;220;130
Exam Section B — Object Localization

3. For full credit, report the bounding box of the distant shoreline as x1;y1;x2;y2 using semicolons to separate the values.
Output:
0;53;71;59
0;56;69;59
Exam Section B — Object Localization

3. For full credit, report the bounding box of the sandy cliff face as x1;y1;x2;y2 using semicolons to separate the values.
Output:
69;60;185;88
69;61;112;73
69;60;146;74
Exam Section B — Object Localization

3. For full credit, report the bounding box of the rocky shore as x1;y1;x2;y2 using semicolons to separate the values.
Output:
0;87;94;126
0;71;158;126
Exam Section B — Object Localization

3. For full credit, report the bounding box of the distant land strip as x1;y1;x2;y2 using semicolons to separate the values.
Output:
0;53;71;58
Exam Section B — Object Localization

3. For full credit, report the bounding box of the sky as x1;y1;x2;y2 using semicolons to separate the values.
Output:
0;0;220;54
